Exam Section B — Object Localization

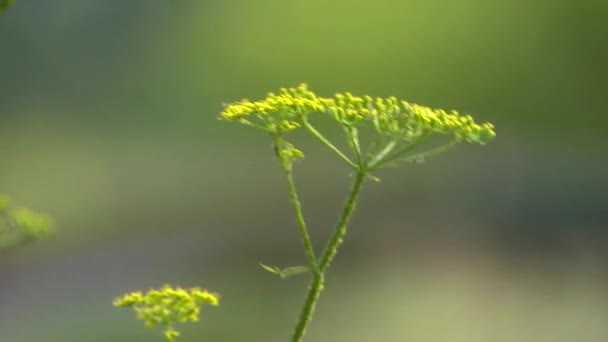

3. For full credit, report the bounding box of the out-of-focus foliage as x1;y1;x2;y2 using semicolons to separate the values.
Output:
0;0;13;15
0;194;52;252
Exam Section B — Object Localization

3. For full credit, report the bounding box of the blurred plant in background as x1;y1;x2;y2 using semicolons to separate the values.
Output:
0;194;52;253
0;0;13;15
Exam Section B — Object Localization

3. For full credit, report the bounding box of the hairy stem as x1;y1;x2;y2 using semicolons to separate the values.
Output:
319;170;366;271
291;271;324;342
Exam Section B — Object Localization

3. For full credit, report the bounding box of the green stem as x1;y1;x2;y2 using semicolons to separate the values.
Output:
302;117;357;168
291;272;324;342
319;170;366;271
274;137;318;270
291;170;366;341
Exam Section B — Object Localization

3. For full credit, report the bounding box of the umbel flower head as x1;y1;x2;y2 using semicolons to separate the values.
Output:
220;84;496;145
114;285;220;342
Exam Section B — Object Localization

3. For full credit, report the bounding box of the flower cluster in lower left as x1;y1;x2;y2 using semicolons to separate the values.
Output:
114;285;220;341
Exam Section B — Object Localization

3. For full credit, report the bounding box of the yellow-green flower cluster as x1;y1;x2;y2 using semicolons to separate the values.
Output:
323;92;495;144
220;84;495;144
220;83;325;133
114;285;220;342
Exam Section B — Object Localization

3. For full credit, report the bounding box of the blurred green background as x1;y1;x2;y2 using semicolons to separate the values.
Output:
1;0;607;341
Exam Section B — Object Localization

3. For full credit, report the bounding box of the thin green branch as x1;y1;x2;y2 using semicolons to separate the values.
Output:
366;139;398;167
344;126;362;166
369;132;431;169
374;139;459;169
364;134;389;164
302;117;358;169
273;135;318;271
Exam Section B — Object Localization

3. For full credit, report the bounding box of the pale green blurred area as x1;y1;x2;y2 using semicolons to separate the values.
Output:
1;0;607;341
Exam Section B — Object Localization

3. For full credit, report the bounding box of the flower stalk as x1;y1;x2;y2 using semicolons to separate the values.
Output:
218;83;495;341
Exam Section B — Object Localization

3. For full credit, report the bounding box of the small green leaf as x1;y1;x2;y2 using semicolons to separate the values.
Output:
260;262;282;275
366;174;381;182
280;266;310;278
260;262;309;278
